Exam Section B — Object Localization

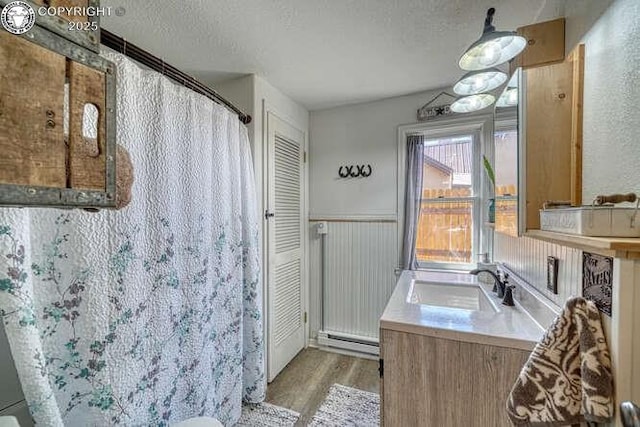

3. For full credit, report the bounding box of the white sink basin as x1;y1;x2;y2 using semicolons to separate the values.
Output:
407;280;498;313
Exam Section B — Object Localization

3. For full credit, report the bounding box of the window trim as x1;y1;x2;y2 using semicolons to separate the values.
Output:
397;114;494;271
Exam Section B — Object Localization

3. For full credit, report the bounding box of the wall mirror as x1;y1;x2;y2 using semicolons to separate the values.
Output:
493;70;520;237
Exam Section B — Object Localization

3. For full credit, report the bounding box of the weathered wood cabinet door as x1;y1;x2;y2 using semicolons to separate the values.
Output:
18;0;102;52
0;12;116;208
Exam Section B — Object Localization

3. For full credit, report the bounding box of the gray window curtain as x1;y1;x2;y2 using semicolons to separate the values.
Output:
401;135;425;270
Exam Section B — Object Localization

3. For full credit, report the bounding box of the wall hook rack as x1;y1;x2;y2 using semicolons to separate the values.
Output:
338;164;372;178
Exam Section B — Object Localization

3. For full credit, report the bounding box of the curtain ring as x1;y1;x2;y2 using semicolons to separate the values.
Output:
348;166;359;178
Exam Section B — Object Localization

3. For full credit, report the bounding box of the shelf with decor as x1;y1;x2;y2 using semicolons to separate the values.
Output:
524;229;640;259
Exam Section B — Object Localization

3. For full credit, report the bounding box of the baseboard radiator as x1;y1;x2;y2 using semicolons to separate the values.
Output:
317;330;380;356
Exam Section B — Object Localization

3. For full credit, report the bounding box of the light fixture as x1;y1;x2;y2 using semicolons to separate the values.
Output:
453;68;508;95
450;94;495;113
459;8;526;71
496;87;518;107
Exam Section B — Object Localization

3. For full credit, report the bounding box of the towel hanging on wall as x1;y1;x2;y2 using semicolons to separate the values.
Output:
507;297;614;425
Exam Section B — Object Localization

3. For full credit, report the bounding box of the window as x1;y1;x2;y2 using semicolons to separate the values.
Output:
416;133;479;267
494;123;518;236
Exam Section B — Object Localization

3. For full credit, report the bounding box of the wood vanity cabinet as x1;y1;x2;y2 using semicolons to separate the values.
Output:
380;328;530;426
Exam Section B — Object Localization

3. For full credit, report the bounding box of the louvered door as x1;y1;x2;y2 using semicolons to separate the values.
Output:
266;112;305;381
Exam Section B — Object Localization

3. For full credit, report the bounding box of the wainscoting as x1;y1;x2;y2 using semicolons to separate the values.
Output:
309;220;398;342
494;232;583;307
308;227;584;343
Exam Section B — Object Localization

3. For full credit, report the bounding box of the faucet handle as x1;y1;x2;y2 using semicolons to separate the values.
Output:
502;284;516;306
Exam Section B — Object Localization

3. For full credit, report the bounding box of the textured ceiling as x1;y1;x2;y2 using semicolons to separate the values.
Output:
101;0;565;110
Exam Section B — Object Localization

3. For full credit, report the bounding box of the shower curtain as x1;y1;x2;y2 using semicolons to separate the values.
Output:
0;53;265;426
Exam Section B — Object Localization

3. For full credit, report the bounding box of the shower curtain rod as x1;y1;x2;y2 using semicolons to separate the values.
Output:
100;29;252;125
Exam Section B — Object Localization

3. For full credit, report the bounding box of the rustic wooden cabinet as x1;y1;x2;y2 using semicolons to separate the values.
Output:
16;0;102;52
380;328;530;426
511;18;565;72
520;44;585;231
0;0;116;208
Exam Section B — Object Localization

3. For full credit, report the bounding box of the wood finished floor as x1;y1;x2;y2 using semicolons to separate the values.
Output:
265;347;380;426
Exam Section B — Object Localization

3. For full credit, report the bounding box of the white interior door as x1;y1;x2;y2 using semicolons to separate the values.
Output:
266;112;305;382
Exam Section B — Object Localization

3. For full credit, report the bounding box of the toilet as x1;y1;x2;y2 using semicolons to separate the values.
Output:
173;416;223;427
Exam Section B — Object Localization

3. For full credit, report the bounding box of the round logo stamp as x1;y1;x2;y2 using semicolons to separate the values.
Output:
1;1;36;35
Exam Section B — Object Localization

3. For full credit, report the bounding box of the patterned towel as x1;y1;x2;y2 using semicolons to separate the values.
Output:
507;297;614;426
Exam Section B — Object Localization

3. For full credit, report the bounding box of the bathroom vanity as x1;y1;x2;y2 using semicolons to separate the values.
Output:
379;270;546;426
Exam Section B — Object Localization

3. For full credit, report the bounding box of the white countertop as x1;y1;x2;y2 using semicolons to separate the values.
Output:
380;270;545;351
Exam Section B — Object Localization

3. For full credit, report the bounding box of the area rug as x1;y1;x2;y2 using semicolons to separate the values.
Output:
308;384;380;426
235;402;300;426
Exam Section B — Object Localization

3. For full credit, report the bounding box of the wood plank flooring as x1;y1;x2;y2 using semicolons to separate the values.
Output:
265;347;380;426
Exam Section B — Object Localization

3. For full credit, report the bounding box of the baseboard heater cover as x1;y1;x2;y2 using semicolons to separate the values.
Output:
317;330;379;356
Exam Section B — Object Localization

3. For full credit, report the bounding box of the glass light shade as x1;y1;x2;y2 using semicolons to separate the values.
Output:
453;68;508;95
496;87;518;107
459;31;527;71
450;94;495;113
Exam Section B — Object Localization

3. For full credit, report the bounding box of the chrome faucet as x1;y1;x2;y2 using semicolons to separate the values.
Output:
469;268;513;305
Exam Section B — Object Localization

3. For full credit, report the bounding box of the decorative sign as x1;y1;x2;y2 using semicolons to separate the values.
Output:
582;252;613;316
417;91;457;121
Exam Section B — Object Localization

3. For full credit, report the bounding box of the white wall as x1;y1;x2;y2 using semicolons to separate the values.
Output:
308;89;442;341
217;74;309;216
214;75;255;143
578;0;640;202
310;89;441;219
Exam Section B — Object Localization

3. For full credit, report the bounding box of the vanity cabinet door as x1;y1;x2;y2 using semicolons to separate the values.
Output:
380;328;530;426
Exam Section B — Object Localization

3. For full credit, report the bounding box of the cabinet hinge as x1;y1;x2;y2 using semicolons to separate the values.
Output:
304;312;307;323
379;359;384;378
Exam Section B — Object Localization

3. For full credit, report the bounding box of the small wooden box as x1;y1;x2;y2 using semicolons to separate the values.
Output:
0;27;116;208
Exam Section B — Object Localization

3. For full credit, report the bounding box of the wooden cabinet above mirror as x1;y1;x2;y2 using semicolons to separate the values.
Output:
492;18;584;235
520;43;585;231
512;18;566;70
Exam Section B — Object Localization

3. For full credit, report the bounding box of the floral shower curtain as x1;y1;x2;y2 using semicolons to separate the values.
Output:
0;53;265;426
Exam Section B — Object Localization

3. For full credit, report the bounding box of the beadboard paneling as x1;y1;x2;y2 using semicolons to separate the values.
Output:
309;221;398;340
494;233;582;307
